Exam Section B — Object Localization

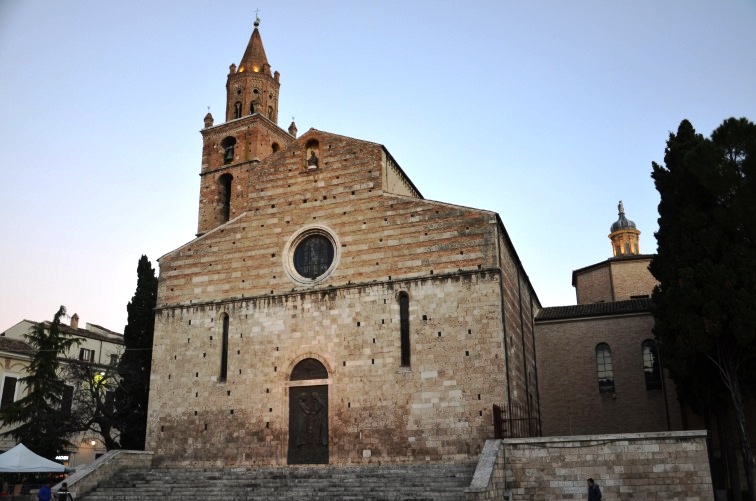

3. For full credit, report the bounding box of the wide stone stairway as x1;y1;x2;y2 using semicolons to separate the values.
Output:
79;462;477;500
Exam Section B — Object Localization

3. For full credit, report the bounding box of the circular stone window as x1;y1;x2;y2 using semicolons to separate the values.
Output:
283;226;340;285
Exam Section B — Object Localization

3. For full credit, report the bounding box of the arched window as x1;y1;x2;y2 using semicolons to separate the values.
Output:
219;313;229;382
399;292;410;367
218;173;233;223
234;101;242;119
642;339;662;390
268;106;274;119
220;136;236;165
271;142;280;153
250;102;255;115
596;343;614;393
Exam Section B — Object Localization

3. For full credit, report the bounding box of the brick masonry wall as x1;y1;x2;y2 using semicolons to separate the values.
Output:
574;266;612;304
501;431;714;500
610;258;657;300
535;313;682;436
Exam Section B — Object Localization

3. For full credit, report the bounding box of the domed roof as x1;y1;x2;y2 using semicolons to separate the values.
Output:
610;200;637;232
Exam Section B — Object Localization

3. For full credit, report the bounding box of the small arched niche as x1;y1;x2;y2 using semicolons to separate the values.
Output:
305;139;320;170
271;142;281;153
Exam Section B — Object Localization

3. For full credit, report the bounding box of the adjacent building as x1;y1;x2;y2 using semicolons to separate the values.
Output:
0;315;124;467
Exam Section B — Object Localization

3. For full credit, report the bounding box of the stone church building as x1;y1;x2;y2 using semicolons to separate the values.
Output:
145;19;541;466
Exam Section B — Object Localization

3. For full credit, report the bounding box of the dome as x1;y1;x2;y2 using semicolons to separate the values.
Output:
610;200;636;233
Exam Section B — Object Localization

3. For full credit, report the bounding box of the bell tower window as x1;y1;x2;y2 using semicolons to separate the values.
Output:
219;173;233;223
234;101;242;119
221;136;236;165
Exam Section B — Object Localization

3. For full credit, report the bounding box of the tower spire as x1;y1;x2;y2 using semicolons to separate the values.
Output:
239;15;271;75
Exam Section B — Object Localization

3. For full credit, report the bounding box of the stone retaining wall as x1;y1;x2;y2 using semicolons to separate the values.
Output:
502;431;713;499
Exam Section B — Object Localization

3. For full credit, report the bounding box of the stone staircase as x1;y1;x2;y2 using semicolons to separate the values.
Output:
79;462;477;500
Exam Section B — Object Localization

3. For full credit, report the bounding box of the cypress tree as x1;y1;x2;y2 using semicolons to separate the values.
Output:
115;255;158;450
651;118;756;499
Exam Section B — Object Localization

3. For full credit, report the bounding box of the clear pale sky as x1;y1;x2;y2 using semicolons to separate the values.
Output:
1;0;755;333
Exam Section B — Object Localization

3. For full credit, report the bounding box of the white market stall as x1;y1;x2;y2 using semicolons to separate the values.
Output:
0;444;65;473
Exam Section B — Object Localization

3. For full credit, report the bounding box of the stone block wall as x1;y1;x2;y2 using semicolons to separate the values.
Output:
146;272;512;466
502;431;713;500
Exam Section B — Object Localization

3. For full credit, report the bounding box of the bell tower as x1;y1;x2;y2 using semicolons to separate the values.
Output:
609;200;641;256
196;17;295;236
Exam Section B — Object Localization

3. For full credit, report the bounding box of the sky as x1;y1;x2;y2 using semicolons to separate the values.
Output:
1;0;755;333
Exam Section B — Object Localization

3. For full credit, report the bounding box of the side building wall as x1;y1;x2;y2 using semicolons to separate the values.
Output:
535;313;682;436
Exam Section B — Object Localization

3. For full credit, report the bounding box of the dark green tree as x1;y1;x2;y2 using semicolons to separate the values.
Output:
0;306;80;460
651;117;756;499
114;255;158;450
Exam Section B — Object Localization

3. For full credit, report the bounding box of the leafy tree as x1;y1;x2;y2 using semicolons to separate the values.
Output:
651;117;756;499
114;255;158;450
0;306;80;459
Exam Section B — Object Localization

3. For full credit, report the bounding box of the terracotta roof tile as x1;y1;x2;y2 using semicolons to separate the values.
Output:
536;298;652;321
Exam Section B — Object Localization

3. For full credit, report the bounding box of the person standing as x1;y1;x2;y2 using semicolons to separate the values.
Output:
587;478;602;500
56;482;74;501
37;482;51;501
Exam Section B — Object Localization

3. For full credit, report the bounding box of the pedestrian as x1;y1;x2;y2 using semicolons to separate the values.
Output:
56;482;74;501
587;478;602;501
37;482;51;501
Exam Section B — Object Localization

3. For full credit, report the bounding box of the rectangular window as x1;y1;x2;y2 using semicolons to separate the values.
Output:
61;385;74;415
1;377;18;409
79;348;95;362
110;354;118;365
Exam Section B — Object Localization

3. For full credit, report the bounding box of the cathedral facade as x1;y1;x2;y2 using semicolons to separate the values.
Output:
145;19;540;466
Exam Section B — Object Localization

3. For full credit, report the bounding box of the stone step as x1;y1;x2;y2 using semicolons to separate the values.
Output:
80;463;475;501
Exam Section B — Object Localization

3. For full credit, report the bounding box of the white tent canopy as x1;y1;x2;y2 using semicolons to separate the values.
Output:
0;444;65;473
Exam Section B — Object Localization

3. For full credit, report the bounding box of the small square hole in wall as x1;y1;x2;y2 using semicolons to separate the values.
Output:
230;410;234;415
203;353;206;358
266;422;269;428
210;336;213;340
438;332;441;337
188;320;191;325
195;392;198;397
373;338;376;343
468;329;472;334
343;361;346;366
194;411;198;416
168;374;171;379
348;402;351;408
269;408;273;413
174;355;177;360
196;372;199;377
422;315;428;321
239;369;242;374
371;359;375;364
266;388;270;393
161;426;164;432
274;366;277;372
204;424;208;431
478;394;481;400
227;390;231;396
237;350;240;354
465;351;470;356
357;321;360;327
479;411;483;417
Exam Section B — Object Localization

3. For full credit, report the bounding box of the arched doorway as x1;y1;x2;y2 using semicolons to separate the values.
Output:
287;358;328;464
